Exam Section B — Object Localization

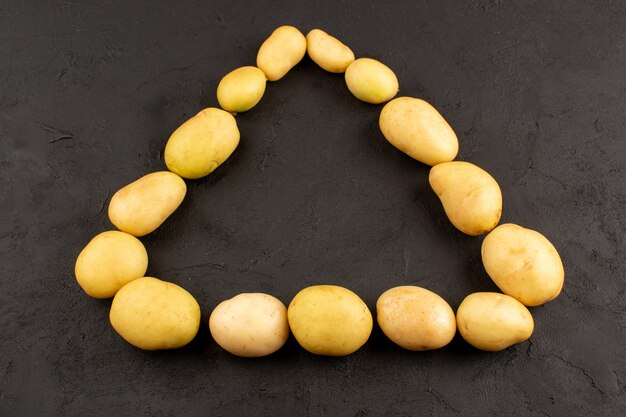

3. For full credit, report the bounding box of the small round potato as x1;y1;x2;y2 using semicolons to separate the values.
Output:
110;277;201;350
379;97;459;166
345;58;399;104
456;292;534;351
482;224;564;306
257;25;306;81
217;66;267;113
75;231;148;298
376;286;456;351
429;161;502;235
306;29;355;73
288;285;372;356
108;171;186;237
209;293;289;357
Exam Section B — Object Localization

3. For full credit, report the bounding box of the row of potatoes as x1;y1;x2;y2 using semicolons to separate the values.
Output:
74;25;564;355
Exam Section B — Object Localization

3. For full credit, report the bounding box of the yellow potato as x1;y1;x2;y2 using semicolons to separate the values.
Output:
482;224;564;306
288;285;372;356
456;292;534;351
306;29;355;73
429;161;502;235
376;286;456;351
379;97;459;166
217;66;267;113
110;277;201;350
344;58;399;104
257;25;306;81
209;293;289;357
108;171;186;237
164;107;240;179
75;231;148;298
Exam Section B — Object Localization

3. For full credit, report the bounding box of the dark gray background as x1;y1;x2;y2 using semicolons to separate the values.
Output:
1;0;624;416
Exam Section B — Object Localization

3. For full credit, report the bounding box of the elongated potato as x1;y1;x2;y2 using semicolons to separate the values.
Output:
257;25;306;81
164;108;240;179
456;292;534;351
75;231;148;298
345;58;398;104
110;277;201;350
482;224;564;306
217;66;267;113
108;171;186;236
376;286;456;351
306;29;355;73
379;97;458;166
429;161;502;235
288;285;372;356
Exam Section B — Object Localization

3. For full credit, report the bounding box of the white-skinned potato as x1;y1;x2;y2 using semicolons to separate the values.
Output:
345;58;399;104
257;26;306;81
209;293;289;357
306;29;355;73
482;223;564;306
217;66;267;113
456;292;534;351
75;231;148;298
429;161;502;235
379;97;458;166
108;171;186;237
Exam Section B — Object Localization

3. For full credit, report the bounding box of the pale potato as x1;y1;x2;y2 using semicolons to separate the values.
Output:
257;25;306;81
217;66;267;113
209;293;289;357
379;97;458;166
75;231;148;298
288;285;372;356
110;277;201;350
482;223;564;306
429;161;502;235
306;29;355;73
456;292;534;351
344;58;398;104
108;171;186;237
376;286;456;351
164;107;240;179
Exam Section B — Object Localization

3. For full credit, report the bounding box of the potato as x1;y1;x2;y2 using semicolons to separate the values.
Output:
75;231;148;298
429;161;502;235
379;97;458;166
209;293;289;357
344;58;399;104
306;29;355;73
110;277;201;350
456;292;534;351
257;25;306;81
376;286;456;351
164;108;240;179
288;285;372;356
217;66;267;113
482;224;564;306
108;171;186;236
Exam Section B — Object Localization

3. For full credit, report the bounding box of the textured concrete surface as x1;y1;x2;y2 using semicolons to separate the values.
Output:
1;0;624;416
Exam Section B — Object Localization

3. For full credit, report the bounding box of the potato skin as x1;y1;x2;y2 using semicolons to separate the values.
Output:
257;25;306;81
376;286;456;351
456;292;534;351
379;97;458;166
482;224;564;306
75;231;148;298
217;66;267;113
287;285;372;356
164;107;240;179
306;29;355;73
345;58;399;104
429;161;502;235
110;277;201;350
108;171;186;236
209;293;289;357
